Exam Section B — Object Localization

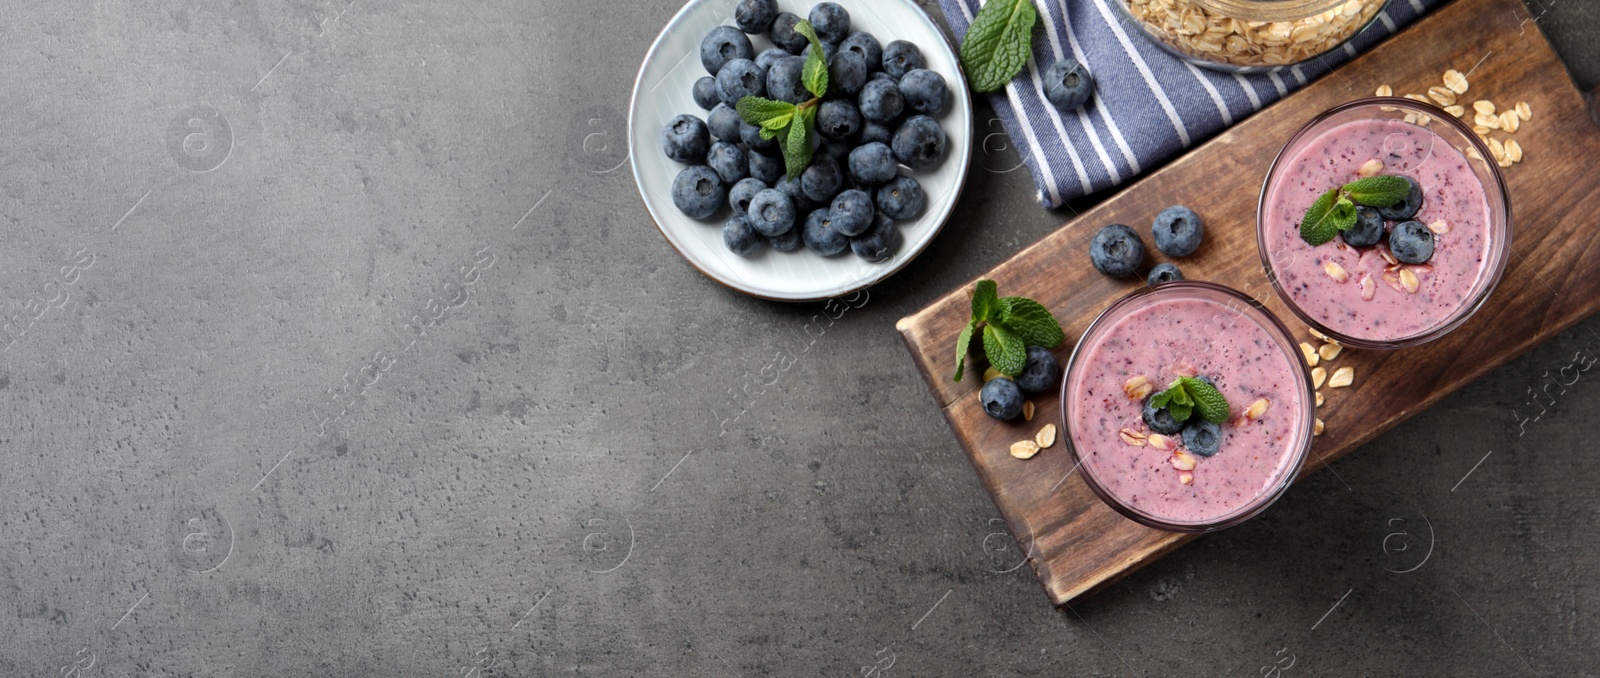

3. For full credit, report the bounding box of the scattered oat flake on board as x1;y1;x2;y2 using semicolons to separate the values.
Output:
1444;104;1465;118
1035;424;1057;448
1505;139;1523;162
1475;112;1501;129
1515;101;1532;120
1404;93;1429;103
1488;137;1506;161
1375;84;1393;96
1329;366;1355;388
1300;342;1319;366
1473;100;1496;115
1443;69;1468;94
1500;111;1520;133
1426;86;1456;106
1010;440;1040;459
1316;391;1325;406
1312;366;1327;389
1314;418;1325;436
1318;343;1343;361
1022;401;1035;421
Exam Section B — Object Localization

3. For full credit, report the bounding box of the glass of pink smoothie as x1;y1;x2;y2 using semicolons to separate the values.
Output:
1060;282;1315;532
1258;98;1512;348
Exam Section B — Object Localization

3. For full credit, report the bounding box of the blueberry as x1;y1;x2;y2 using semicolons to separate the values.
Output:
827;51;869;98
875;175;925;220
1151;205;1204;257
839;32;883;72
700;26;754;75
829;189;873;236
1142;396;1184;435
800;40;837;63
1147;262;1183;286
891;115;946;170
735;0;779;34
860;120;893;145
740;121;778;152
724;216;763;256
672;166;726;220
728;177;766;217
1015;346;1060;394
1090;224;1145;277
817;99;862;140
808;3;851;43
755;47;789;71
858;79;905;122
707;104;743;142
692;76;720;110
802;208;851;256
869;71;897;84
768;12;808;53
898;69;947;116
1376;177;1424;220
801;155;844;202
1389;220;1435;264
748;150;783;184
662;114;710;164
707;141;748;184
1182;420;1223;457
747;188;797;236
850;212;898;262
980;376;1025;421
1042;59;1095;112
767;55;810;104
847;142;898;185
768;224;803;252
715;58;766;106
1341;206;1386;248
882;40;926;79
774;175;816;214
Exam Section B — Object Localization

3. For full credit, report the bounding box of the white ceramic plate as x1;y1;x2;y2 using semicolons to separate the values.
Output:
629;0;973;302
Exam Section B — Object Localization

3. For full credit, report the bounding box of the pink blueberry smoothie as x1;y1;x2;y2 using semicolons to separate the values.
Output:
1263;117;1493;341
1067;291;1308;527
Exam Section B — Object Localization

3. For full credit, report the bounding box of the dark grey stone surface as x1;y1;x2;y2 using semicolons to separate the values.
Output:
0;1;1594;676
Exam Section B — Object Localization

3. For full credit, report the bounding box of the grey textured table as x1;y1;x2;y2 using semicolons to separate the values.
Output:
0;2;1596;676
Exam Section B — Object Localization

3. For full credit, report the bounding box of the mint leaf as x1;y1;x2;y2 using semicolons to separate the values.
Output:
736;97;797;129
781;105;816;180
1180;377;1230;424
1329;196;1357;231
953;320;977;382
995;297;1065;348
1167;400;1193;423
794;20;830;97
1298;188;1342;246
982;322;1027;377
959;0;1038;93
1342;175;1411;208
1150;390;1170;409
972;280;999;322
759;126;782;140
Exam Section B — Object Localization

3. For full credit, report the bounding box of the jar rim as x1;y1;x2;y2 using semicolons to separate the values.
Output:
1190;0;1355;22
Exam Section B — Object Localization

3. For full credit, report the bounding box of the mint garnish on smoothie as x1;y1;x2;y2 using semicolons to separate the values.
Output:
1298;175;1414;246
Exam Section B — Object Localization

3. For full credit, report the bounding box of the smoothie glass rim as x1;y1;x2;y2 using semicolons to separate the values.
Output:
1255;96;1513;350
1057;281;1317;534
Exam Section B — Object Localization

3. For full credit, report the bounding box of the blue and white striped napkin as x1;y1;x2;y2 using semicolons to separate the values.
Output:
936;0;1443;208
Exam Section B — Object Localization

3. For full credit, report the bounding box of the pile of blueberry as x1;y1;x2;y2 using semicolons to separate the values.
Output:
661;0;951;262
978;346;1059;421
1337;177;1433;264
1089;205;1206;286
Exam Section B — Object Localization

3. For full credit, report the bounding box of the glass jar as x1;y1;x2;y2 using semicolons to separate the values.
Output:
1113;0;1389;73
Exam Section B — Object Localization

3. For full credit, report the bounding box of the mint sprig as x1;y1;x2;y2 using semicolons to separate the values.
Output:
1299;174;1414;246
959;0;1038;93
1150;376;1230;424
952;280;1065;382
736;20;828;179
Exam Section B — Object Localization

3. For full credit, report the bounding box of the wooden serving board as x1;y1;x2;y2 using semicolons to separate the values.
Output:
897;0;1600;606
